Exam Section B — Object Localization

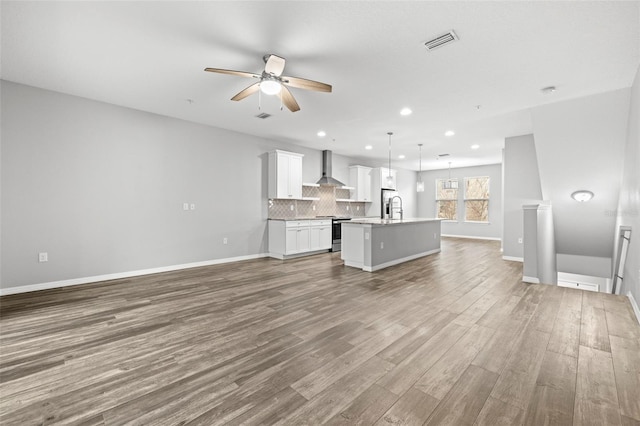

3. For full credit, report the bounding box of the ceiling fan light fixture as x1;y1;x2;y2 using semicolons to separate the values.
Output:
260;80;281;95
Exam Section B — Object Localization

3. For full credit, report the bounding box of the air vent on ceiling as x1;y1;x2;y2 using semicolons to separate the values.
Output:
255;113;271;119
424;30;459;51
438;153;450;157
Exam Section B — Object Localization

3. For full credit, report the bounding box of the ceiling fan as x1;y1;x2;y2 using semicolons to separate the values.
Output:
204;54;332;112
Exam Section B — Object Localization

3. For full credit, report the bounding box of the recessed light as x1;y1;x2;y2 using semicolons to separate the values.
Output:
445;130;455;137
471;144;480;150
398;154;406;159
400;107;412;116
317;130;326;137
365;145;373;150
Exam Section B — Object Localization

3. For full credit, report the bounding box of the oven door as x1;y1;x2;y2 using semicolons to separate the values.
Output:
331;219;351;252
332;221;343;243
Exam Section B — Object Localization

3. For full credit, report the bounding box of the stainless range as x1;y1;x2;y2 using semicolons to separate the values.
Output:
332;217;352;252
316;216;352;252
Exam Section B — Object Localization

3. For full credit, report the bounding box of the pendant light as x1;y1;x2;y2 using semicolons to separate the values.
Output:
416;144;425;192
386;132;394;188
443;162;458;189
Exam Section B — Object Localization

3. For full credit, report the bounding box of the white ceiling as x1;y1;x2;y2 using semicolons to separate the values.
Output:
2;1;638;171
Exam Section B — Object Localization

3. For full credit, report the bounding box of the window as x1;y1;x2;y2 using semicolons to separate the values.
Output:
436;178;458;220
464;176;490;222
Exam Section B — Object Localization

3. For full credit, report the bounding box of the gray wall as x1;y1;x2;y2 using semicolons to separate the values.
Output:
531;89;629;261
502;134;543;259
615;65;640;305
369;221;440;267
416;163;502;240
1;81;416;290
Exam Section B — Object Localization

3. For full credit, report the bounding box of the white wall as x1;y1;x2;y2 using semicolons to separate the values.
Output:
417;163;502;240
502;134;543;259
614;65;640;307
0;81;416;291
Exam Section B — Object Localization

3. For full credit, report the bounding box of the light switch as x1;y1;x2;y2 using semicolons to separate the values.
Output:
38;252;48;262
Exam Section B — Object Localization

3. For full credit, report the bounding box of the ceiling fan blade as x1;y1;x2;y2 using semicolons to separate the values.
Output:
231;82;260;101
204;68;259;79
282;76;332;93
264;54;286;76
279;85;300;112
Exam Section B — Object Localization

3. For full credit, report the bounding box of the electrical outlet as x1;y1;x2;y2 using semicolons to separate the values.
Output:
356;206;360;211
190;204;196;210
380;242;384;249
223;237;228;245
290;205;294;211
312;205;316;211
365;232;369;240
183;203;189;211
38;252;48;262
518;237;523;244
346;205;350;210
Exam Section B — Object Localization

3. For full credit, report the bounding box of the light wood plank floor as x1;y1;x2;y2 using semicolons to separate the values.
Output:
1;238;639;425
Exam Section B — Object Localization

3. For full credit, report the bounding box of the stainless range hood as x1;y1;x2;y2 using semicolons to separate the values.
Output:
316;150;346;186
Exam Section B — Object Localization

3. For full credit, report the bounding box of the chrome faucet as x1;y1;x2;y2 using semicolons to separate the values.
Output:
389;195;403;220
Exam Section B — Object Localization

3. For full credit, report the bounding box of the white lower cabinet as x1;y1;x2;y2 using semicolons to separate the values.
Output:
269;219;331;259
310;222;332;251
286;226;310;253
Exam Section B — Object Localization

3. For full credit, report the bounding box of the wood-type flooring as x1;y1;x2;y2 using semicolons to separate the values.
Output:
1;238;639;425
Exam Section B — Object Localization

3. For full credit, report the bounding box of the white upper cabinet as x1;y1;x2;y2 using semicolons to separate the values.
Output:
349;165;372;202
268;150;304;199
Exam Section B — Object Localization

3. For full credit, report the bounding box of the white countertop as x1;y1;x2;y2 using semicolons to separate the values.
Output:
268;217;357;221
346;217;442;225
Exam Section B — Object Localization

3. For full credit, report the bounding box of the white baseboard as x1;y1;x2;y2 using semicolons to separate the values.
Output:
502;256;524;262
364;249;441;272
441;234;501;241
523;275;540;284
0;253;269;296
628;291;640;326
268;249;330;260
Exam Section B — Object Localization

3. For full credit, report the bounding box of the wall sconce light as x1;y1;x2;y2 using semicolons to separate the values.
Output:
571;190;594;202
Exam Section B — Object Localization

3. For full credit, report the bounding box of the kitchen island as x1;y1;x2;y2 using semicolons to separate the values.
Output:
341;218;442;272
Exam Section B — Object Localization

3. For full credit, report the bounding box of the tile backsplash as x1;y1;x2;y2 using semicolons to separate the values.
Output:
268;185;368;219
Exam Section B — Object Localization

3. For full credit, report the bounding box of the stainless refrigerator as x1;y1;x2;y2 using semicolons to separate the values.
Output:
381;188;400;219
